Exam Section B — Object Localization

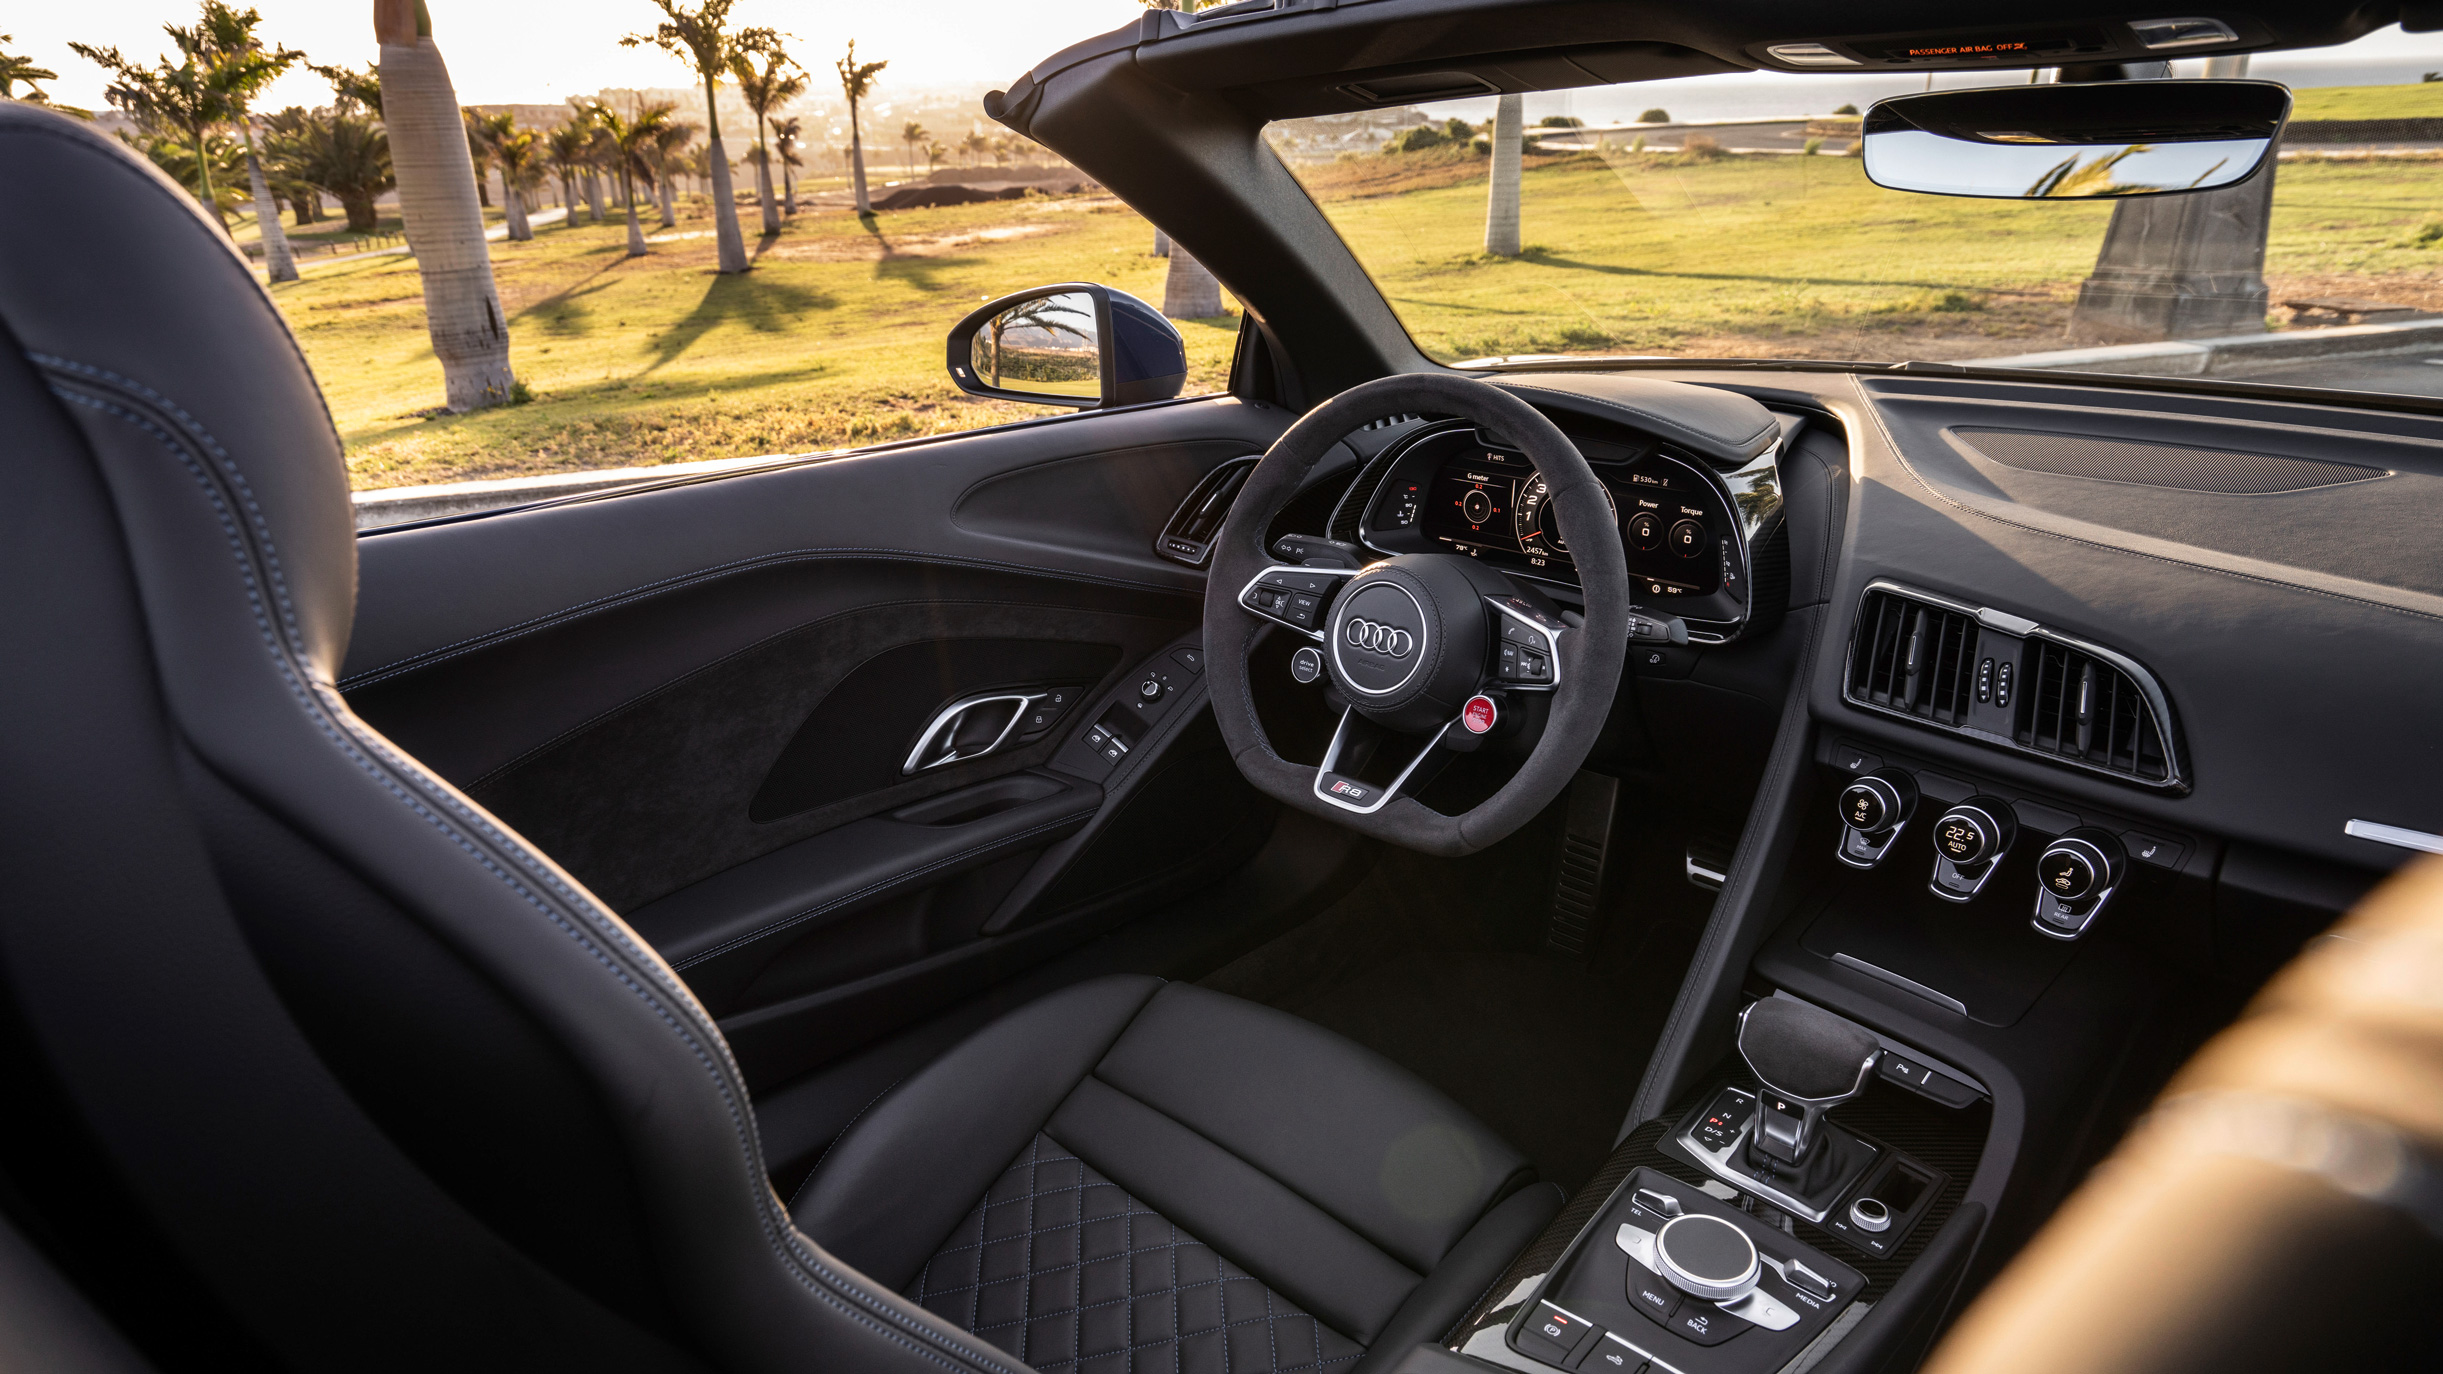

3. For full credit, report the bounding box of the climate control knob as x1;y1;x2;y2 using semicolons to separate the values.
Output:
2033;828;2127;940
1932;800;2014;868
1840;770;1917;835
1834;768;1918;870
1929;797;2018;902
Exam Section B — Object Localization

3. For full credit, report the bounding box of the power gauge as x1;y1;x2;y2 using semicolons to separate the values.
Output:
1513;472;1617;561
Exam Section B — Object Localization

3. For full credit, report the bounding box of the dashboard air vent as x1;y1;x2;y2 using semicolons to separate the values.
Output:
1849;590;1979;727
2017;643;2172;783
1155;456;1257;567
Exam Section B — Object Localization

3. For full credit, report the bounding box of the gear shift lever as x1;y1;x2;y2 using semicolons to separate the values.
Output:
1737;998;1880;1173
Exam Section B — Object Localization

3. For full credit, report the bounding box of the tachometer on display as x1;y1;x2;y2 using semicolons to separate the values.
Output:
1513;472;1617;563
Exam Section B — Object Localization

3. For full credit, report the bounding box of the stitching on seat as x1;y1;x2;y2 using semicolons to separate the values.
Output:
36;356;1032;1374
674;814;1087;969
1077;1070;1425;1285
790;1074;910;1210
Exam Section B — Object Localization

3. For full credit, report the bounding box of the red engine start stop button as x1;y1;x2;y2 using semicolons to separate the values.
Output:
1461;694;1498;734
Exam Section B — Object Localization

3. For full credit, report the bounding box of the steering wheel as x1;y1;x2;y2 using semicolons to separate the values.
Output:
1205;375;1630;856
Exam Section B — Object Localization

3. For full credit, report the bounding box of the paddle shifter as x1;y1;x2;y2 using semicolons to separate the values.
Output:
1737;998;1880;1183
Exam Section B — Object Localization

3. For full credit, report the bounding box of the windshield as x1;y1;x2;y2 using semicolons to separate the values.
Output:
1268;70;2443;400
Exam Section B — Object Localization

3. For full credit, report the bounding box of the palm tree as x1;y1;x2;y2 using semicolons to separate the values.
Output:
2;33;87;114
460;108;493;208
125;131;250;223
259;106;327;223
623;0;776;275
70;33;237;233
729;44;805;237
836;40;886;215
545;117;589;225
771;115;801;213
924;140;945;176
478;115;542;241
1484;92;1522;257
597;100;676;257
650;118;696;228
375;0;515;412
901;120;926;178
961;130;987;167
186;3;307;281
297;108;392;231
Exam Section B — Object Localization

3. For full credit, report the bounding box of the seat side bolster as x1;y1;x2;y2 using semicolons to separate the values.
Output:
793;974;1165;1290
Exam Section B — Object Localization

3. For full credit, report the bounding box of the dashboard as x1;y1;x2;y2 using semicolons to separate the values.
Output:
1345;420;1784;642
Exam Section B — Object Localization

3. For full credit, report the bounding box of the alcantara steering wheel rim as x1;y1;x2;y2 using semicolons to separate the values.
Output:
1203;374;1630;856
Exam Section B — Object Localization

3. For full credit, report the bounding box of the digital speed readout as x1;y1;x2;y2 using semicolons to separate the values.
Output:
1425;451;1616;570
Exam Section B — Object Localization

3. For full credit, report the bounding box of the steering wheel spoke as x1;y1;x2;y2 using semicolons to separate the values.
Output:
1237;563;1359;639
1313;707;1457;815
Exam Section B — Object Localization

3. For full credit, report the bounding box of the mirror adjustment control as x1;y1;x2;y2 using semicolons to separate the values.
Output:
2033;828;2127;941
1835;767;1918;869
1929;796;2017;902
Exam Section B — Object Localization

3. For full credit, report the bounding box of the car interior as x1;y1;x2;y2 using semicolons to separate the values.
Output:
2;3;2440;1373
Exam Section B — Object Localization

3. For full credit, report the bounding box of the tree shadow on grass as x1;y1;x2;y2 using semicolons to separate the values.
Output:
641;273;838;375
507;252;632;335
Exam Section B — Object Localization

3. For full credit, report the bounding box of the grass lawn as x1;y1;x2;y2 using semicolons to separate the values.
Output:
2289;82;2443;121
1294;148;2443;361
270;192;1234;489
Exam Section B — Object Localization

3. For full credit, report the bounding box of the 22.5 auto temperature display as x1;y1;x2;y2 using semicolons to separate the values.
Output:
1416;446;1723;599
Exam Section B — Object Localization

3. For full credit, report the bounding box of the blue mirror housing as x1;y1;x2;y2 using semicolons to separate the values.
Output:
1103;289;1188;405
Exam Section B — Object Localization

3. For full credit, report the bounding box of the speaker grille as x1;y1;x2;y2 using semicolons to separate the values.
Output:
1956;428;2384;495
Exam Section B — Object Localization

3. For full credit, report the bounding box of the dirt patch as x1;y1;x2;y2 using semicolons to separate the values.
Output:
756;222;1057;263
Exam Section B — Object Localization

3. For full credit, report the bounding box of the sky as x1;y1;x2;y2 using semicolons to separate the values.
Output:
15;0;1155;111
19;4;2443;118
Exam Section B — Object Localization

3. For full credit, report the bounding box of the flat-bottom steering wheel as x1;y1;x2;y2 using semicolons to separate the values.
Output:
1204;375;1630;856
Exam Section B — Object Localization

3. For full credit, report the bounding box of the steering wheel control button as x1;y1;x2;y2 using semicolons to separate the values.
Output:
1462;695;1499;734
1290;646;1323;684
1656;1214;1760;1302
1668;519;1708;559
1848;1197;1892;1233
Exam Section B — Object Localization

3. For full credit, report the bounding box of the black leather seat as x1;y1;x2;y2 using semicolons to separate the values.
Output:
797;976;1561;1374
0;103;1552;1373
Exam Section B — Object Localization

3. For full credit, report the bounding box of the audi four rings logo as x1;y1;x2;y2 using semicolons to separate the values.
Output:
1344;618;1415;658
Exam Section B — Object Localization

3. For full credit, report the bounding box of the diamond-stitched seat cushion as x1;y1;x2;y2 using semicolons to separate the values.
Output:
909;1135;1363;1374
795;977;1563;1374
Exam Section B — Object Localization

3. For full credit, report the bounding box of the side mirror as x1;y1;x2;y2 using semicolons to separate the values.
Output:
1861;79;2290;200
947;283;1188;410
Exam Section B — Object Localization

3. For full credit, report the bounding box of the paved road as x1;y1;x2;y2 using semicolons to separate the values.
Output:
2229;353;2443;398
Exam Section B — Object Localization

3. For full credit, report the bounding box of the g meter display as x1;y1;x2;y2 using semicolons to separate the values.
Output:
1418;446;1719;599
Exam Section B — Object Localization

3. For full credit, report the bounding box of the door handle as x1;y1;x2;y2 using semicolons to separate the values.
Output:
902;692;1050;774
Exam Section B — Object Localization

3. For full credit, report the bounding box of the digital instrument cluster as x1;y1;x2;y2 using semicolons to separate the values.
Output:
1352;423;1778;639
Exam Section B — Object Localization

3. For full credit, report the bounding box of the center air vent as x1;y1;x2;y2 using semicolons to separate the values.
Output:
1845;582;2184;790
1849;591;1980;726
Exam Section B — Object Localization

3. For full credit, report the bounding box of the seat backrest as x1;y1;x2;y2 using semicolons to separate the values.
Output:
0;101;1015;1374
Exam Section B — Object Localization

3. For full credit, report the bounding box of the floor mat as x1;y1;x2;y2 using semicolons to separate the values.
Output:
1199;800;1716;1195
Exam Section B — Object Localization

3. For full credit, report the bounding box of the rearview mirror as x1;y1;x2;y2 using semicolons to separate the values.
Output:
947;284;1188;409
1861;80;2290;200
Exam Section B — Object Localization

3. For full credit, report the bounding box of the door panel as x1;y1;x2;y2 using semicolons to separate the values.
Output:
342;396;1306;1087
